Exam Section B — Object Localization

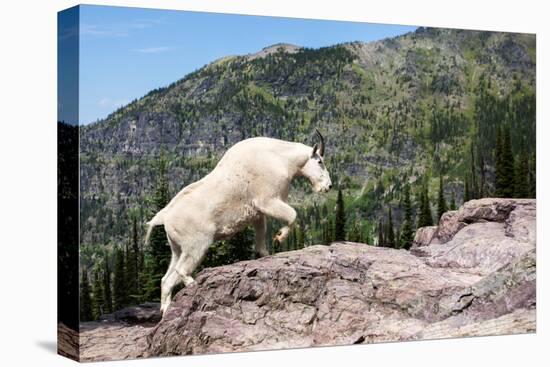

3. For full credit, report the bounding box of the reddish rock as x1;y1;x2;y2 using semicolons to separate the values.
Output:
412;226;438;248
77;199;536;361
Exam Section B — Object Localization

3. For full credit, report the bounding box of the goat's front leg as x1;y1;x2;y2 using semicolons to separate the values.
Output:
254;198;297;246
253;214;269;258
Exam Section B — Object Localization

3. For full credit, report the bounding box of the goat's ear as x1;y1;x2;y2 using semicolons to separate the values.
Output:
311;144;318;158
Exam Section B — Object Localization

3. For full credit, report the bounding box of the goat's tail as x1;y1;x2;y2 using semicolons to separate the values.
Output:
144;209;165;246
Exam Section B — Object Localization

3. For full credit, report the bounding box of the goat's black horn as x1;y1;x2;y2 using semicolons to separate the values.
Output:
315;128;325;156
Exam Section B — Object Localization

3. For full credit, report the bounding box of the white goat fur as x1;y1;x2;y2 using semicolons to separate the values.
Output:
145;136;332;314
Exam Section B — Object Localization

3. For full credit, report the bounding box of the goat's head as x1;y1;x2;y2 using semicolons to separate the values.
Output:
300;129;332;193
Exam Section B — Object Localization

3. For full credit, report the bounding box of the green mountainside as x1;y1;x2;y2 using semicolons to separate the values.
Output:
77;27;535;311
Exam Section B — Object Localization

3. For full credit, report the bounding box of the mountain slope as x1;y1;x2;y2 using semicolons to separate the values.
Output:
78;27;535;249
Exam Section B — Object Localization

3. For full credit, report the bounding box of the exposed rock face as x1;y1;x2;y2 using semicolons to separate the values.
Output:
413;198;535;249
412;225;438;247
77;198;536;361
145;199;535;356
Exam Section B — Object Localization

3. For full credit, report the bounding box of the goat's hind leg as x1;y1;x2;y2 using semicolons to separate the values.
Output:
160;236;182;315
160;233;212;314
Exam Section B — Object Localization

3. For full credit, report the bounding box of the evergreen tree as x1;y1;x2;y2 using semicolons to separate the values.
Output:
102;255;113;314
334;188;346;241
348;219;361;242
113;247;127;310
328;216;335;244
478;150;487;198
321;219;329;245
386;207;395;248
513;153;529;198
437;175;448;221
400;185;414;249
200;227;255;270
295;224;305;249
449;193;457;210
418;183;434;227
470;143;479;199
494;126;504;196
91;267;104;320
495;127;515;197
377;219;385;246
80;269;93;322
125;216;140;304
463;174;471;203
144;154;172;301
528;152;536;198
226;227;254;262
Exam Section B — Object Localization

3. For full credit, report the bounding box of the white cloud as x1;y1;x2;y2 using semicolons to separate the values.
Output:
81;17;167;38
132;46;173;54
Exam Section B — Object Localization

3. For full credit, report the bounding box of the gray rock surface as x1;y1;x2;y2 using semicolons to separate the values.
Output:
78;198;536;361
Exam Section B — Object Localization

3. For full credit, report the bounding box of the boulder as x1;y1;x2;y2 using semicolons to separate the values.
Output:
416;198;535;247
412;225;438;247
433;210;467;244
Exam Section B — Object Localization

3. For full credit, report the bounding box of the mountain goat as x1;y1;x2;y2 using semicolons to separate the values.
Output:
145;130;332;314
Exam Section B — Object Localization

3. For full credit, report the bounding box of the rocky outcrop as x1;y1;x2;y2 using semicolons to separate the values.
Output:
412;225;438;247
78;198;536;361
145;199;535;356
78;304;161;362
413;198;535;248
79;321;153;362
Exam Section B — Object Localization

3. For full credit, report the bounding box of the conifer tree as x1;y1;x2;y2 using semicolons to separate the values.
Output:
102;255;113;314
495;127;515;197
113;247;126;310
296;223;305;249
437;175;448;221
470;143;479;199
80;269;93;322
400;185;414;249
91;267;104;320
478;151;486;198
513;153;529;198
450;193;457;210
494;126;504;196
386;207;395;248
463;174;471;203
348;219;361;242
226;227;254;262
528;152;536;198
125;216;139;304
377;219;385;247
321;219;329;245
418;183;434;227
327;216;335;244
334;188;346;241
500;127;515;197
144;154;172;301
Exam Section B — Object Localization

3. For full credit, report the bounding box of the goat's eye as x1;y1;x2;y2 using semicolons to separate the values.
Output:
318;159;323;165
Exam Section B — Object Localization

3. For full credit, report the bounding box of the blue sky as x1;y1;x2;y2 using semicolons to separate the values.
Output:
72;5;416;125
